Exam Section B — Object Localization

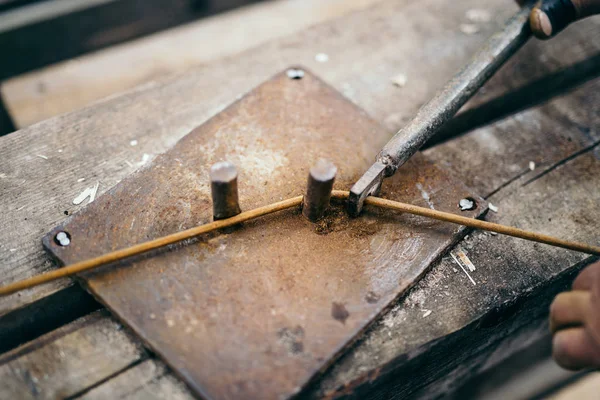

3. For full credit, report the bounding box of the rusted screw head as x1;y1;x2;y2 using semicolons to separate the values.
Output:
286;68;305;80
210;161;242;220
54;231;71;246
458;198;476;211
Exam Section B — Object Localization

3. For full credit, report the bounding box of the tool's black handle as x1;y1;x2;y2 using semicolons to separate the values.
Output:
530;0;600;39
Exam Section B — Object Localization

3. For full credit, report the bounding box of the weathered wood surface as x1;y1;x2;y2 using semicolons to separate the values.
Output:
0;0;599;398
4;0;598;317
0;0;267;82
2;77;598;398
0;0;521;316
0;0;384;129
549;373;600;399
0;310;146;399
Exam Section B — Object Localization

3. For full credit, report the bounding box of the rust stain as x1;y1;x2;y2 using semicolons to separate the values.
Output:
43;68;483;400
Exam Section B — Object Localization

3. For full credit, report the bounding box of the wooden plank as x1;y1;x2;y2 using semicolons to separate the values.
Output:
317;146;600;398
0;0;598;397
2;67;599;400
548;373;600;400
0;0;524;316
78;359;193;400
5;81;599;397
1;0;385;128
0;0;268;82
0;310;146;399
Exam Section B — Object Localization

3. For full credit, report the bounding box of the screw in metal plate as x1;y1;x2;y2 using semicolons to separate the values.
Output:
54;231;71;246
286;68;305;80
458;198;476;211
210;161;242;220
302;159;337;222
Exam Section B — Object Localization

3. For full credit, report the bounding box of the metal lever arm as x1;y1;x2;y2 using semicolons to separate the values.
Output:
348;3;534;216
378;4;534;177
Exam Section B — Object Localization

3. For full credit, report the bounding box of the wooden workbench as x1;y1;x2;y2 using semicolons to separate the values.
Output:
0;0;599;398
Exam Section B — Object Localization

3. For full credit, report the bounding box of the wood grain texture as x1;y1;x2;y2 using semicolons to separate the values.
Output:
1;0;384;128
0;0;599;397
4;81;598;398
316;124;600;398
78;359;193;400
0;310;146;399
0;0;521;316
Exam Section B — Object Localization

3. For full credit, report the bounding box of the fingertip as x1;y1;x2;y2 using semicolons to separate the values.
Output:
573;261;600;290
553;328;600;370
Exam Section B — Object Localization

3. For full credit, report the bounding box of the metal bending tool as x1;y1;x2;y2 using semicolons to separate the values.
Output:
348;3;535;216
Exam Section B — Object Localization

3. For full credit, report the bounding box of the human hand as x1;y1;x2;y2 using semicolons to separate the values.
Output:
550;261;600;370
517;0;600;39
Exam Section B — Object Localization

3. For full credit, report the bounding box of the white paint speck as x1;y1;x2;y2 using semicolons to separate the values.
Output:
36;154;48;160
529;161;536;171
0;173;6;179
130;139;138;146
57;149;63;153
391;73;408;88
137;153;151;167
423;310;432;318
489;203;499;213
73;181;99;205
416;183;435;209
9;248;16;252
460;23;480;35
315;53;329;63
466;9;491;23
77;178;85;183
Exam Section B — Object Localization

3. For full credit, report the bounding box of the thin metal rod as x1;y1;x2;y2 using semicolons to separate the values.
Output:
1;190;598;297
357;194;600;256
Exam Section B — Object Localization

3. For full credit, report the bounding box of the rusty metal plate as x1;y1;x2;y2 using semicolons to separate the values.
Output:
43;68;484;400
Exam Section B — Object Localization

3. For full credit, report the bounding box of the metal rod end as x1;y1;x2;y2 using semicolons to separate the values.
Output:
302;159;337;222
210;161;241;220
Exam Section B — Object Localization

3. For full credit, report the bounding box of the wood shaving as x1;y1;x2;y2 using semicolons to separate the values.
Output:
391;73;408;88
73;181;99;205
466;9;491;23
460;23;479;35
36;154;48;160
315;53;329;63
450;249;476;285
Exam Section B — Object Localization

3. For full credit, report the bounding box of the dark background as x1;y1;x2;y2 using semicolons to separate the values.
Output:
0;0;262;134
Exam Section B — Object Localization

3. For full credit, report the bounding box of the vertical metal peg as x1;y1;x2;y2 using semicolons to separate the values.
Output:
210;161;242;220
302;159;337;222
